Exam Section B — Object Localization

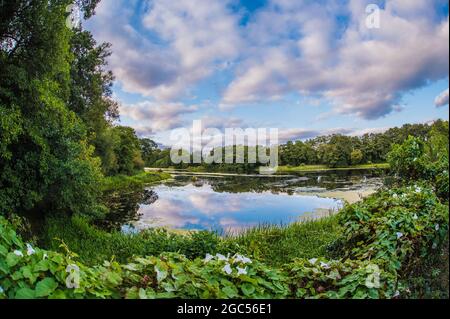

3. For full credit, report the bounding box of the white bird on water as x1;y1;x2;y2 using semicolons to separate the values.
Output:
317;176;322;183
362;176;367;183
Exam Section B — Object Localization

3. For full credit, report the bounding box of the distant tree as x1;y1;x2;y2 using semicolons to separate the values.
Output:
140;138;158;165
351;149;364;165
112;126;144;175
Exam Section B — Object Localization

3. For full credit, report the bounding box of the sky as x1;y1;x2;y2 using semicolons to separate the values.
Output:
84;0;449;146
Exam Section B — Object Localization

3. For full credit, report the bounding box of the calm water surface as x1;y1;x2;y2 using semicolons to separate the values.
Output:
100;169;385;233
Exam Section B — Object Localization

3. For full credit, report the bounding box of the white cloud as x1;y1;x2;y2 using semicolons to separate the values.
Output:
278;128;355;143
435;88;449;107
87;0;241;101
222;0;449;119
120;101;198;135
87;0;449;120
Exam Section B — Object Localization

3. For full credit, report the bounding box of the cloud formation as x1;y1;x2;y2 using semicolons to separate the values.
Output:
87;0;449;121
223;0;449;119
87;0;240;100
120;101;197;135
435;88;449;107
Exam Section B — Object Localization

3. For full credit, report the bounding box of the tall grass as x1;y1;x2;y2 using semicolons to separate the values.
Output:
40;215;220;265
221;216;341;267
40;214;341;267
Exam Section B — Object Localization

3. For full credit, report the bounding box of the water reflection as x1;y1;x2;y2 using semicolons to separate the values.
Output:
134;183;340;233
100;169;385;233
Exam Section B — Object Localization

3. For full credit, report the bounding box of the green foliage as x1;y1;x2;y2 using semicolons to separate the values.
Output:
100;172;171;192
388;123;449;202
110;126;145;175
0;0;104;217
143;122;441;171
351;149;364;165
387;136;426;180
220;217;341;267
1;182;447;299
40;215;222;265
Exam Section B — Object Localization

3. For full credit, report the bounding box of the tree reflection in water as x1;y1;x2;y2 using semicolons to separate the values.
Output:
97;188;159;231
98;169;387;232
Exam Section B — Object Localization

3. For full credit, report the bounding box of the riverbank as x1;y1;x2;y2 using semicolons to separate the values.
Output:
277;163;390;173
40;213;340;267
101;171;172;192
145;163;389;176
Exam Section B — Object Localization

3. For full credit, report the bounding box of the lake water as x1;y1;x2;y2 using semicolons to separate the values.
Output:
99;169;385;234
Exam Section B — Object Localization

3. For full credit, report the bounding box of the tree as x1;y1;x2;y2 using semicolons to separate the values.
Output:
387;136;426;181
351;149;364;165
68;28;120;175
140;138;158;165
112;126;144;175
1;0;104;217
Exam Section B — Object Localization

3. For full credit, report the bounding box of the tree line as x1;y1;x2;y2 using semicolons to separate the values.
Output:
142;121;447;171
1;0;144;218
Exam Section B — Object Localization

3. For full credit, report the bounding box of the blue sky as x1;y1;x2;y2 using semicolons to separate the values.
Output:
85;0;449;145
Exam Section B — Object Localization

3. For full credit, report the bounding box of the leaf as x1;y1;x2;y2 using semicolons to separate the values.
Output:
0;244;8;257
155;264;168;283
6;252;21;267
105;271;122;285
35;278;58;297
15;288;36;299
241;283;256;297
222;286;238;298
49;290;67;299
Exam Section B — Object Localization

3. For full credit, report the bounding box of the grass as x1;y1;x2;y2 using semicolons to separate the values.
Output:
40;215;221;265
221;216;341;267
277;163;390;173
100;171;171;192
40;213;341;267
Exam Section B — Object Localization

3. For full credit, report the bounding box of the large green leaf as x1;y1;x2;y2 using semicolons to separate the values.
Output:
35;278;58;298
15;288;36;299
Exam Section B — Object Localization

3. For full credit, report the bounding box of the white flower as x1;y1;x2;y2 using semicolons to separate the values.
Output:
396;232;404;239
435;224;440;231
236;267;248;276
216;254;229;262
13;250;23;257
308;258;318;265
415;187;422;193
0;286;4;294
204;253;214;263
413;214;418;220
43;253;48;260
233;254;252;264
320;262;331;270
222;263;233;275
392;194;398;199
26;244;35;256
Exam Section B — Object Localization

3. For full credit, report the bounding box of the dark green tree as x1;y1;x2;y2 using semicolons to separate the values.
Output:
0;0;104;217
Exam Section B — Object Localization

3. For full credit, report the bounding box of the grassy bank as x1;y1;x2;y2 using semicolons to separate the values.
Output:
149;163;389;175
277;163;390;173
222;217;340;267
100;171;171;192
40;214;340;267
40;215;219;265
